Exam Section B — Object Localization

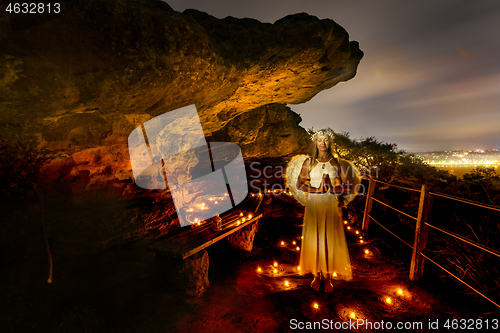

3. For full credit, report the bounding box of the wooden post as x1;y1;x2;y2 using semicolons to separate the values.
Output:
410;185;433;281
362;177;376;231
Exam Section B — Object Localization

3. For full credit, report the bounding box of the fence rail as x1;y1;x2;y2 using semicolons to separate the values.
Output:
362;177;500;309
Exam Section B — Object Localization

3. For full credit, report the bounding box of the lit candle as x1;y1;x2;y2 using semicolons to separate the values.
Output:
297;266;301;271
274;268;278;274
347;226;351;230
242;218;246;222
240;212;243;216
274;262;278;267
386;297;392;304
344;221;347;224
355;231;359;234
350;312;355;319
237;221;240;225
359;236;363;239
257;267;262;273
360;240;364;243
248;214;252;219
284;281;289;287
301;236;303;239
333;272;337;277
281;241;285;246
296;246;300;251
292;241;296;245
215;201;218;204
397;289;403;295
365;249;369;254
251;194;255;197
313;303;319;309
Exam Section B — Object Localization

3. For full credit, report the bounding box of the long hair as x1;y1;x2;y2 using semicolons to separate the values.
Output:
310;129;339;166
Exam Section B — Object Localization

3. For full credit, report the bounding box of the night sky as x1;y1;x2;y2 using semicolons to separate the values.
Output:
165;0;500;153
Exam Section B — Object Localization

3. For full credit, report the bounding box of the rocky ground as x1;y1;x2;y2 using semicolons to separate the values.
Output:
1;194;497;333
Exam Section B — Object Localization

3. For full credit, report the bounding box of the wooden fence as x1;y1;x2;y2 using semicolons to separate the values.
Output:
362;177;500;309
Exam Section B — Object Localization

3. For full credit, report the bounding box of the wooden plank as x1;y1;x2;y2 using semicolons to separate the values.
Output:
410;185;433;281
148;193;264;259
149;214;262;259
362;177;376;231
167;211;257;253
180;214;263;259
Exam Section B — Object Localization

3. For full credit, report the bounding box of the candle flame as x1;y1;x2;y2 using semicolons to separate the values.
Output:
285;281;289;287
274;262;278;267
386;297;392;304
313;303;319;309
350;312;355;318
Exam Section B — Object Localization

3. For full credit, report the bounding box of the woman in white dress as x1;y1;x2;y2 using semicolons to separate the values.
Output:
296;129;359;292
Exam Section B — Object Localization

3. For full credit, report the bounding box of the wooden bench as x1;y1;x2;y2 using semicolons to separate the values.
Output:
148;193;264;259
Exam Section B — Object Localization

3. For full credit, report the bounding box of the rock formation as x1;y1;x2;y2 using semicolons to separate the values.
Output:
0;0;362;253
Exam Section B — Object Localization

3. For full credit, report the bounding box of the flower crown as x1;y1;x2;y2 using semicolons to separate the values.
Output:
310;128;335;142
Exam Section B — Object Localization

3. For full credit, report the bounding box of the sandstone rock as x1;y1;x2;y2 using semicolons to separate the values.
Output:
154;250;210;297
228;221;259;252
0;0;362;253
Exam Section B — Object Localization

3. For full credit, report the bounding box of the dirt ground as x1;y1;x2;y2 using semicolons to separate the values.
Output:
1;213;498;333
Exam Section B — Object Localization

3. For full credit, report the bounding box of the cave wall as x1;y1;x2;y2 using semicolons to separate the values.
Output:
0;0;362;254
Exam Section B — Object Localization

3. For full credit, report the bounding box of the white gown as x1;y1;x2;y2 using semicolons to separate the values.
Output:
299;158;352;280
